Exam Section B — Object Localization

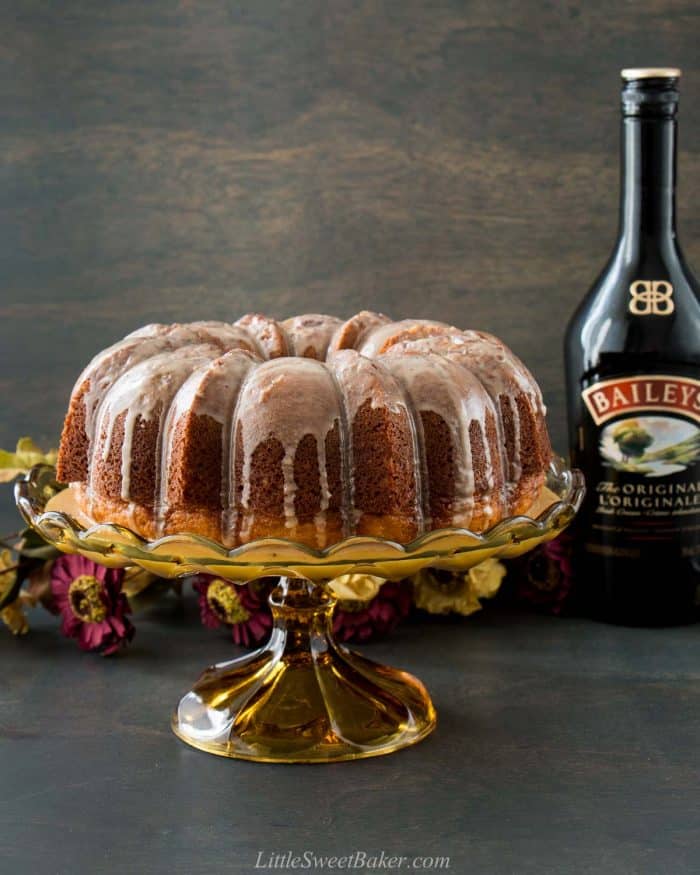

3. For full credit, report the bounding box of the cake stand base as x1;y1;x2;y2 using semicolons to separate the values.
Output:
172;578;436;763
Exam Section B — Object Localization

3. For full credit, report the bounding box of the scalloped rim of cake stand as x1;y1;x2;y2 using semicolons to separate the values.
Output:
15;459;584;582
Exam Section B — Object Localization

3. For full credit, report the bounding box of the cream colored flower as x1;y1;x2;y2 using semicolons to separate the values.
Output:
469;557;507;601
413;558;506;617
328;573;384;603
0;437;58;483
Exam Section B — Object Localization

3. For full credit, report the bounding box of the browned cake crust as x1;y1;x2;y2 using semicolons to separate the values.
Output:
56;313;552;548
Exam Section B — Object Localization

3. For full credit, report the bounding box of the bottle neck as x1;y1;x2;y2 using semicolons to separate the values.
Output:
619;115;677;247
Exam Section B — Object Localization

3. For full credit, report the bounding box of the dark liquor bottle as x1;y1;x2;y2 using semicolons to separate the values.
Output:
565;68;700;625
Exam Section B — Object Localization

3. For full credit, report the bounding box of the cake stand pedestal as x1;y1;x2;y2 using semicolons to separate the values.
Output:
16;460;584;764
175;578;435;762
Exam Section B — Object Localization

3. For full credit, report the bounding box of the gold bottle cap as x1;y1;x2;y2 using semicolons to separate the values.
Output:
621;67;681;80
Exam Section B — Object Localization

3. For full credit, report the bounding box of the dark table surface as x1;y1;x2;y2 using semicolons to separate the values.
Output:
2;594;700;875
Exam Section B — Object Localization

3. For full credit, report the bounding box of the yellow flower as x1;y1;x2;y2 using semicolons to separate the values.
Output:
1;600;28;635
0;548;27;635
206;578;251;625
0;437;58;483
328;573;384;604
413;558;506;617
0;548;17;601
469;558;507;601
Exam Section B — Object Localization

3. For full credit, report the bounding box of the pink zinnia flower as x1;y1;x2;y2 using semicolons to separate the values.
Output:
192;575;273;648
50;555;134;655
333;580;413;643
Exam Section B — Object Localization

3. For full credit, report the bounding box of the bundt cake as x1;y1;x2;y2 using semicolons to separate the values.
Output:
56;312;552;548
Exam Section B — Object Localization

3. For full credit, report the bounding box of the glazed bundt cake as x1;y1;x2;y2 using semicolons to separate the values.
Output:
56;312;552;548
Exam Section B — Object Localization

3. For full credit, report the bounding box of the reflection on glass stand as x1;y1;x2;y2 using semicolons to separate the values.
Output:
17;461;583;763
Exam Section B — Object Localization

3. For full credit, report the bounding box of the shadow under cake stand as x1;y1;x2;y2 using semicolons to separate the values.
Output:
16;460;584;764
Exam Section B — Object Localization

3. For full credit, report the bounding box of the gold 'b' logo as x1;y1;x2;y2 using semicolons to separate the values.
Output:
628;280;675;316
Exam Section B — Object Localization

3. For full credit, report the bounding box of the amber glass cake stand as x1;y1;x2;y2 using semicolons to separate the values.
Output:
16;460;583;764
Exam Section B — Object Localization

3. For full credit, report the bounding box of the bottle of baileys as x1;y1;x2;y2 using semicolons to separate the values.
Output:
565;68;700;625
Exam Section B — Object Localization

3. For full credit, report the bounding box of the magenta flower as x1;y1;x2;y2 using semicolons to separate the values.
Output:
516;531;575;615
333;580;413;643
50;555;134;655
192;575;273;648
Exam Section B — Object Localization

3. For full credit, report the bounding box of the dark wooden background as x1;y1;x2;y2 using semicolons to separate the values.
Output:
2;0;699;502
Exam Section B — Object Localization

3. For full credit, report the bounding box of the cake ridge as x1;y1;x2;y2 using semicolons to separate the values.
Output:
158;348;257;539
232;357;344;545
324;356;356;540
330;348;425;540
380;349;499;530
88;345;221;508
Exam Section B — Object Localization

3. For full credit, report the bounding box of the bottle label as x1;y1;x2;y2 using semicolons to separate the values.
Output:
580;373;700;558
582;375;700;425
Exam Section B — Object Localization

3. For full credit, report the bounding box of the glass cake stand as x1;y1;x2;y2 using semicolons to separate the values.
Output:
16;460;584;764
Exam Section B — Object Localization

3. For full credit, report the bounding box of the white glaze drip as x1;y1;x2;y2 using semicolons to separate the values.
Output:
280;451;297;533
509;396;523;483
326;365;354;539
